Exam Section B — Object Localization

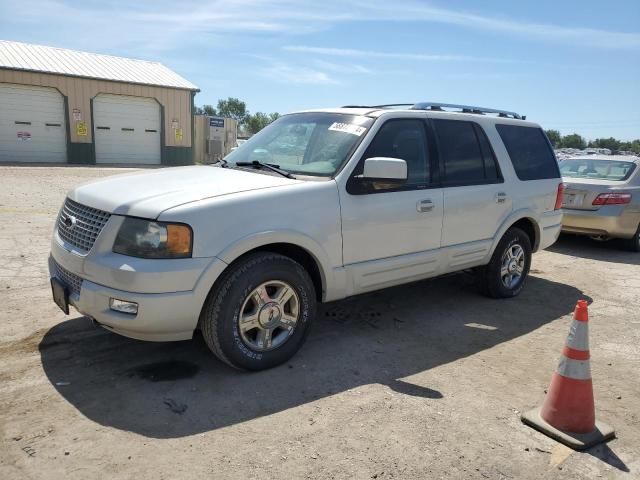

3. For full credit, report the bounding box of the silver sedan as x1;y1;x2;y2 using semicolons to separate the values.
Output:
560;155;640;251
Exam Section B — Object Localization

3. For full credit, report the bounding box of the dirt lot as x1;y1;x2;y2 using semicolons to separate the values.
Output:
0;165;638;480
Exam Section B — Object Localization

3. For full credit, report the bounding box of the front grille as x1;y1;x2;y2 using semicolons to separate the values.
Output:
57;198;111;253
53;260;83;296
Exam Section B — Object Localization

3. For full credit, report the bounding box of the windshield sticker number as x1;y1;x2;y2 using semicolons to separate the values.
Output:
328;122;366;136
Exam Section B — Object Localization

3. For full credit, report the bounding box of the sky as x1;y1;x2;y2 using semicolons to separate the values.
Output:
1;0;639;140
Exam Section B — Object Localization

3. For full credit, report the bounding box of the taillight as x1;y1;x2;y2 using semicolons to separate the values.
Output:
592;193;632;206
554;183;564;210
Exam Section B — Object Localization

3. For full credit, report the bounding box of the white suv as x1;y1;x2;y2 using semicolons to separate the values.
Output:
50;102;564;370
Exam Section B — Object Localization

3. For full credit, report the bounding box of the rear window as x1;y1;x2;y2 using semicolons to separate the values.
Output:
560;159;636;181
496;125;560;180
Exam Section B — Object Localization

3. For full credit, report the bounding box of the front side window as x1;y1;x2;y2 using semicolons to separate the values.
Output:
560;159;636;181
433;119;501;185
361;119;430;188
225;113;373;176
496;124;560;180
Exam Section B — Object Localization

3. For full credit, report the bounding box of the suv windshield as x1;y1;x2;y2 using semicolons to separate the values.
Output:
224;113;373;176
560;158;636;181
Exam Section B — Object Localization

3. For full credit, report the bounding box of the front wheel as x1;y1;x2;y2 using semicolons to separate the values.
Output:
200;252;316;371
478;227;532;298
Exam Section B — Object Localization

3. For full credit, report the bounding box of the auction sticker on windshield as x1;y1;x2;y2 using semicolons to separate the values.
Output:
328;122;366;136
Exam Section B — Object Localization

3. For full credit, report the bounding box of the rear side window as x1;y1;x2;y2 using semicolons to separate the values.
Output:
496;124;560;180
433;119;502;186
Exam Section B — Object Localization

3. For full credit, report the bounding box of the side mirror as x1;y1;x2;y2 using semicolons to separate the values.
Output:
249;148;271;162
360;157;407;183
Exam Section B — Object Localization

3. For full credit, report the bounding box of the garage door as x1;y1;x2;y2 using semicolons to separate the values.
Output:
94;94;161;164
0;83;66;163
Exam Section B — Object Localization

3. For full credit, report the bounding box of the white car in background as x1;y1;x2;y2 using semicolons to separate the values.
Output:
560;155;640;251
229;138;248;152
50;102;563;370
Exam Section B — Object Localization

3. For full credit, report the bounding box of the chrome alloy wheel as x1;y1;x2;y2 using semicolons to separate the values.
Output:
238;280;300;352
500;244;525;289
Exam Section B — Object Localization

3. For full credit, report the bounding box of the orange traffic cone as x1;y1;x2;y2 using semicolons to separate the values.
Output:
521;300;615;450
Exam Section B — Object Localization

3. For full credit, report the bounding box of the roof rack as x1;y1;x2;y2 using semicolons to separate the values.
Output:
411;102;524;120
340;102;525;120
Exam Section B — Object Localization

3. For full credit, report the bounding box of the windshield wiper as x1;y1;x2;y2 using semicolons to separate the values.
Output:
235;160;295;179
212;159;229;168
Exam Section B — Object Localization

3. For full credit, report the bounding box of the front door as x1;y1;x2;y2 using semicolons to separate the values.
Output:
340;118;443;293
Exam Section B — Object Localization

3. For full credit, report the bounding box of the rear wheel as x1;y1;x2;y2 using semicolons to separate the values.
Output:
478;227;532;298
200;252;316;371
623;224;640;252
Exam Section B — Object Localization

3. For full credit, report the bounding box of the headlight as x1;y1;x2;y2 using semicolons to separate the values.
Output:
113;218;193;259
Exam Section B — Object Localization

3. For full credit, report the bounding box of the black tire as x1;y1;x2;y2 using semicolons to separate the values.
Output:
478;227;532;298
200;252;316;371
623;224;640;252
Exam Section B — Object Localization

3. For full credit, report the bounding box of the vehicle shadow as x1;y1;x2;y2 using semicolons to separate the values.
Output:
549;234;640;265
39;274;587;439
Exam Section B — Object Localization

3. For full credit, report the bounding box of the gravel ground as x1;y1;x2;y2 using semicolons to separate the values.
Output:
0;166;638;480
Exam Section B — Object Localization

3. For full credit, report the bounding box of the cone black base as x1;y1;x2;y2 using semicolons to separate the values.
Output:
522;407;615;450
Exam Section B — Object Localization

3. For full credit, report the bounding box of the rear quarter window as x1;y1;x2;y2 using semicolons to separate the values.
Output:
496;124;560;180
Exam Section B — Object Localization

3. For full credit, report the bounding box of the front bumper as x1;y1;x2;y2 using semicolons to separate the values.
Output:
561;206;640;239
49;217;228;341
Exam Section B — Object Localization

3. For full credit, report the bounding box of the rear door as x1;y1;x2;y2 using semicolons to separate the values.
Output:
433;119;512;253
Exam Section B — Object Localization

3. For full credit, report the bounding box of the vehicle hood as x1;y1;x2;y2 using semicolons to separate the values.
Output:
69;166;300;218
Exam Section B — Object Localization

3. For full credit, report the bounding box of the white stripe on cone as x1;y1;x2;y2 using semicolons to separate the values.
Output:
557;355;591;380
565;319;589;351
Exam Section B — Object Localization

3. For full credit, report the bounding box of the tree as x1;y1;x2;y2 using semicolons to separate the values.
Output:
591;137;621;151
560;133;586;149
217;97;248;124
245;112;280;134
194;104;217;116
619;139;640;154
545;129;561;147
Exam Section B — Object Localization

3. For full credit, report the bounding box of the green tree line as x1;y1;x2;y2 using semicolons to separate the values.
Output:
545;130;640;154
195;97;279;135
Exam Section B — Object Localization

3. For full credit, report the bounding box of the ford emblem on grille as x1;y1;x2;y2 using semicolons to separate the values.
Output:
63;214;77;229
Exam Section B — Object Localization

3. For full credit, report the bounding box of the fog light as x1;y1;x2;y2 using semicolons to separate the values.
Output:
109;298;138;315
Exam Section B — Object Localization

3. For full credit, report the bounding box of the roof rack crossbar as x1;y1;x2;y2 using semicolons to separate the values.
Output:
340;103;415;109
371;104;415;108
411;102;523;120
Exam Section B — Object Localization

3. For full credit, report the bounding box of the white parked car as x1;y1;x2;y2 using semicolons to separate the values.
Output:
229;138;248;153
50;102;564;370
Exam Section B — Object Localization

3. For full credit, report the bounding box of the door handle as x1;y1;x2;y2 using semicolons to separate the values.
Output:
417;199;434;212
495;192;507;203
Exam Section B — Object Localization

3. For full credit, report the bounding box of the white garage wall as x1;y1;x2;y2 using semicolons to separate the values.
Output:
0;83;66;163
94;94;161;165
0;69;195;152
